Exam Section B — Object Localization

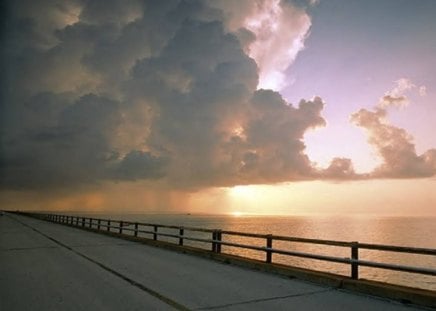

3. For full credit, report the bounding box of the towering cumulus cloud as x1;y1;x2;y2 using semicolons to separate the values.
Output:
1;0;321;194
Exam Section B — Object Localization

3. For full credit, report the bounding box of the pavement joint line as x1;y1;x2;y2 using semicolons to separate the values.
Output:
10;215;191;311
67;243;134;248
1;246;60;252
194;288;334;310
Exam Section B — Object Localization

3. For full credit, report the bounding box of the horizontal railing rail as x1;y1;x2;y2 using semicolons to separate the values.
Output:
11;212;436;284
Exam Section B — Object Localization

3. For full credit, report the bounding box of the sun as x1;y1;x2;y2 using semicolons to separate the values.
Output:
227;185;266;215
230;211;244;217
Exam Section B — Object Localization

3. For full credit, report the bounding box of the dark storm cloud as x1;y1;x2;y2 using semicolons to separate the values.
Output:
1;0;328;191
1;93;166;189
125;15;325;188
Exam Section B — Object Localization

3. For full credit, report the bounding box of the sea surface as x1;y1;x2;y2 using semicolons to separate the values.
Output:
72;213;436;291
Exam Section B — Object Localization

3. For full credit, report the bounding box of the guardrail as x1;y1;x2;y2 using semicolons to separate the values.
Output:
13;212;436;283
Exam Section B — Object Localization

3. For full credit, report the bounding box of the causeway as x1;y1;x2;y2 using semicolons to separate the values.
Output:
0;213;430;310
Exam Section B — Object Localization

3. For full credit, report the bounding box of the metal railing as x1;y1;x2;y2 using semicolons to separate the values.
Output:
14;212;436;283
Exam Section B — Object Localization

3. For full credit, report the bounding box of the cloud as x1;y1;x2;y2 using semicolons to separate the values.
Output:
351;80;436;178
222;93;326;185
1;93;167;190
377;78;414;108
3;0;433;201
242;0;312;90
109;150;167;181
1;0;322;193
321;158;359;180
208;0;312;91
126;17;325;188
377;78;428;109
316;78;435;180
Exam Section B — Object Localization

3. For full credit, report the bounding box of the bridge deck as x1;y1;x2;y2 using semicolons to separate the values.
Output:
0;213;426;310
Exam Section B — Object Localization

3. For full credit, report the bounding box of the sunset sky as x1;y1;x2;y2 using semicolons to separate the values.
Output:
1;0;435;216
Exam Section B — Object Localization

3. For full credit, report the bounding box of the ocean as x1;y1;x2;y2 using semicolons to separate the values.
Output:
72;213;436;291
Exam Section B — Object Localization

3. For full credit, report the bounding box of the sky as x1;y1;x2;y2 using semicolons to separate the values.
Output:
1;0;435;216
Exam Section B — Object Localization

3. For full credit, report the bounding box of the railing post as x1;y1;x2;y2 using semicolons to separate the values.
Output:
134;223;138;237
179;228;184;246
212;230;217;252
82;217;85;227
266;234;273;263
153;225;158;240
119;221;123;234
89;218;93;228
351;241;359;279
107;220;111;232
97;219;101;230
216;230;222;253
76;217;79;226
